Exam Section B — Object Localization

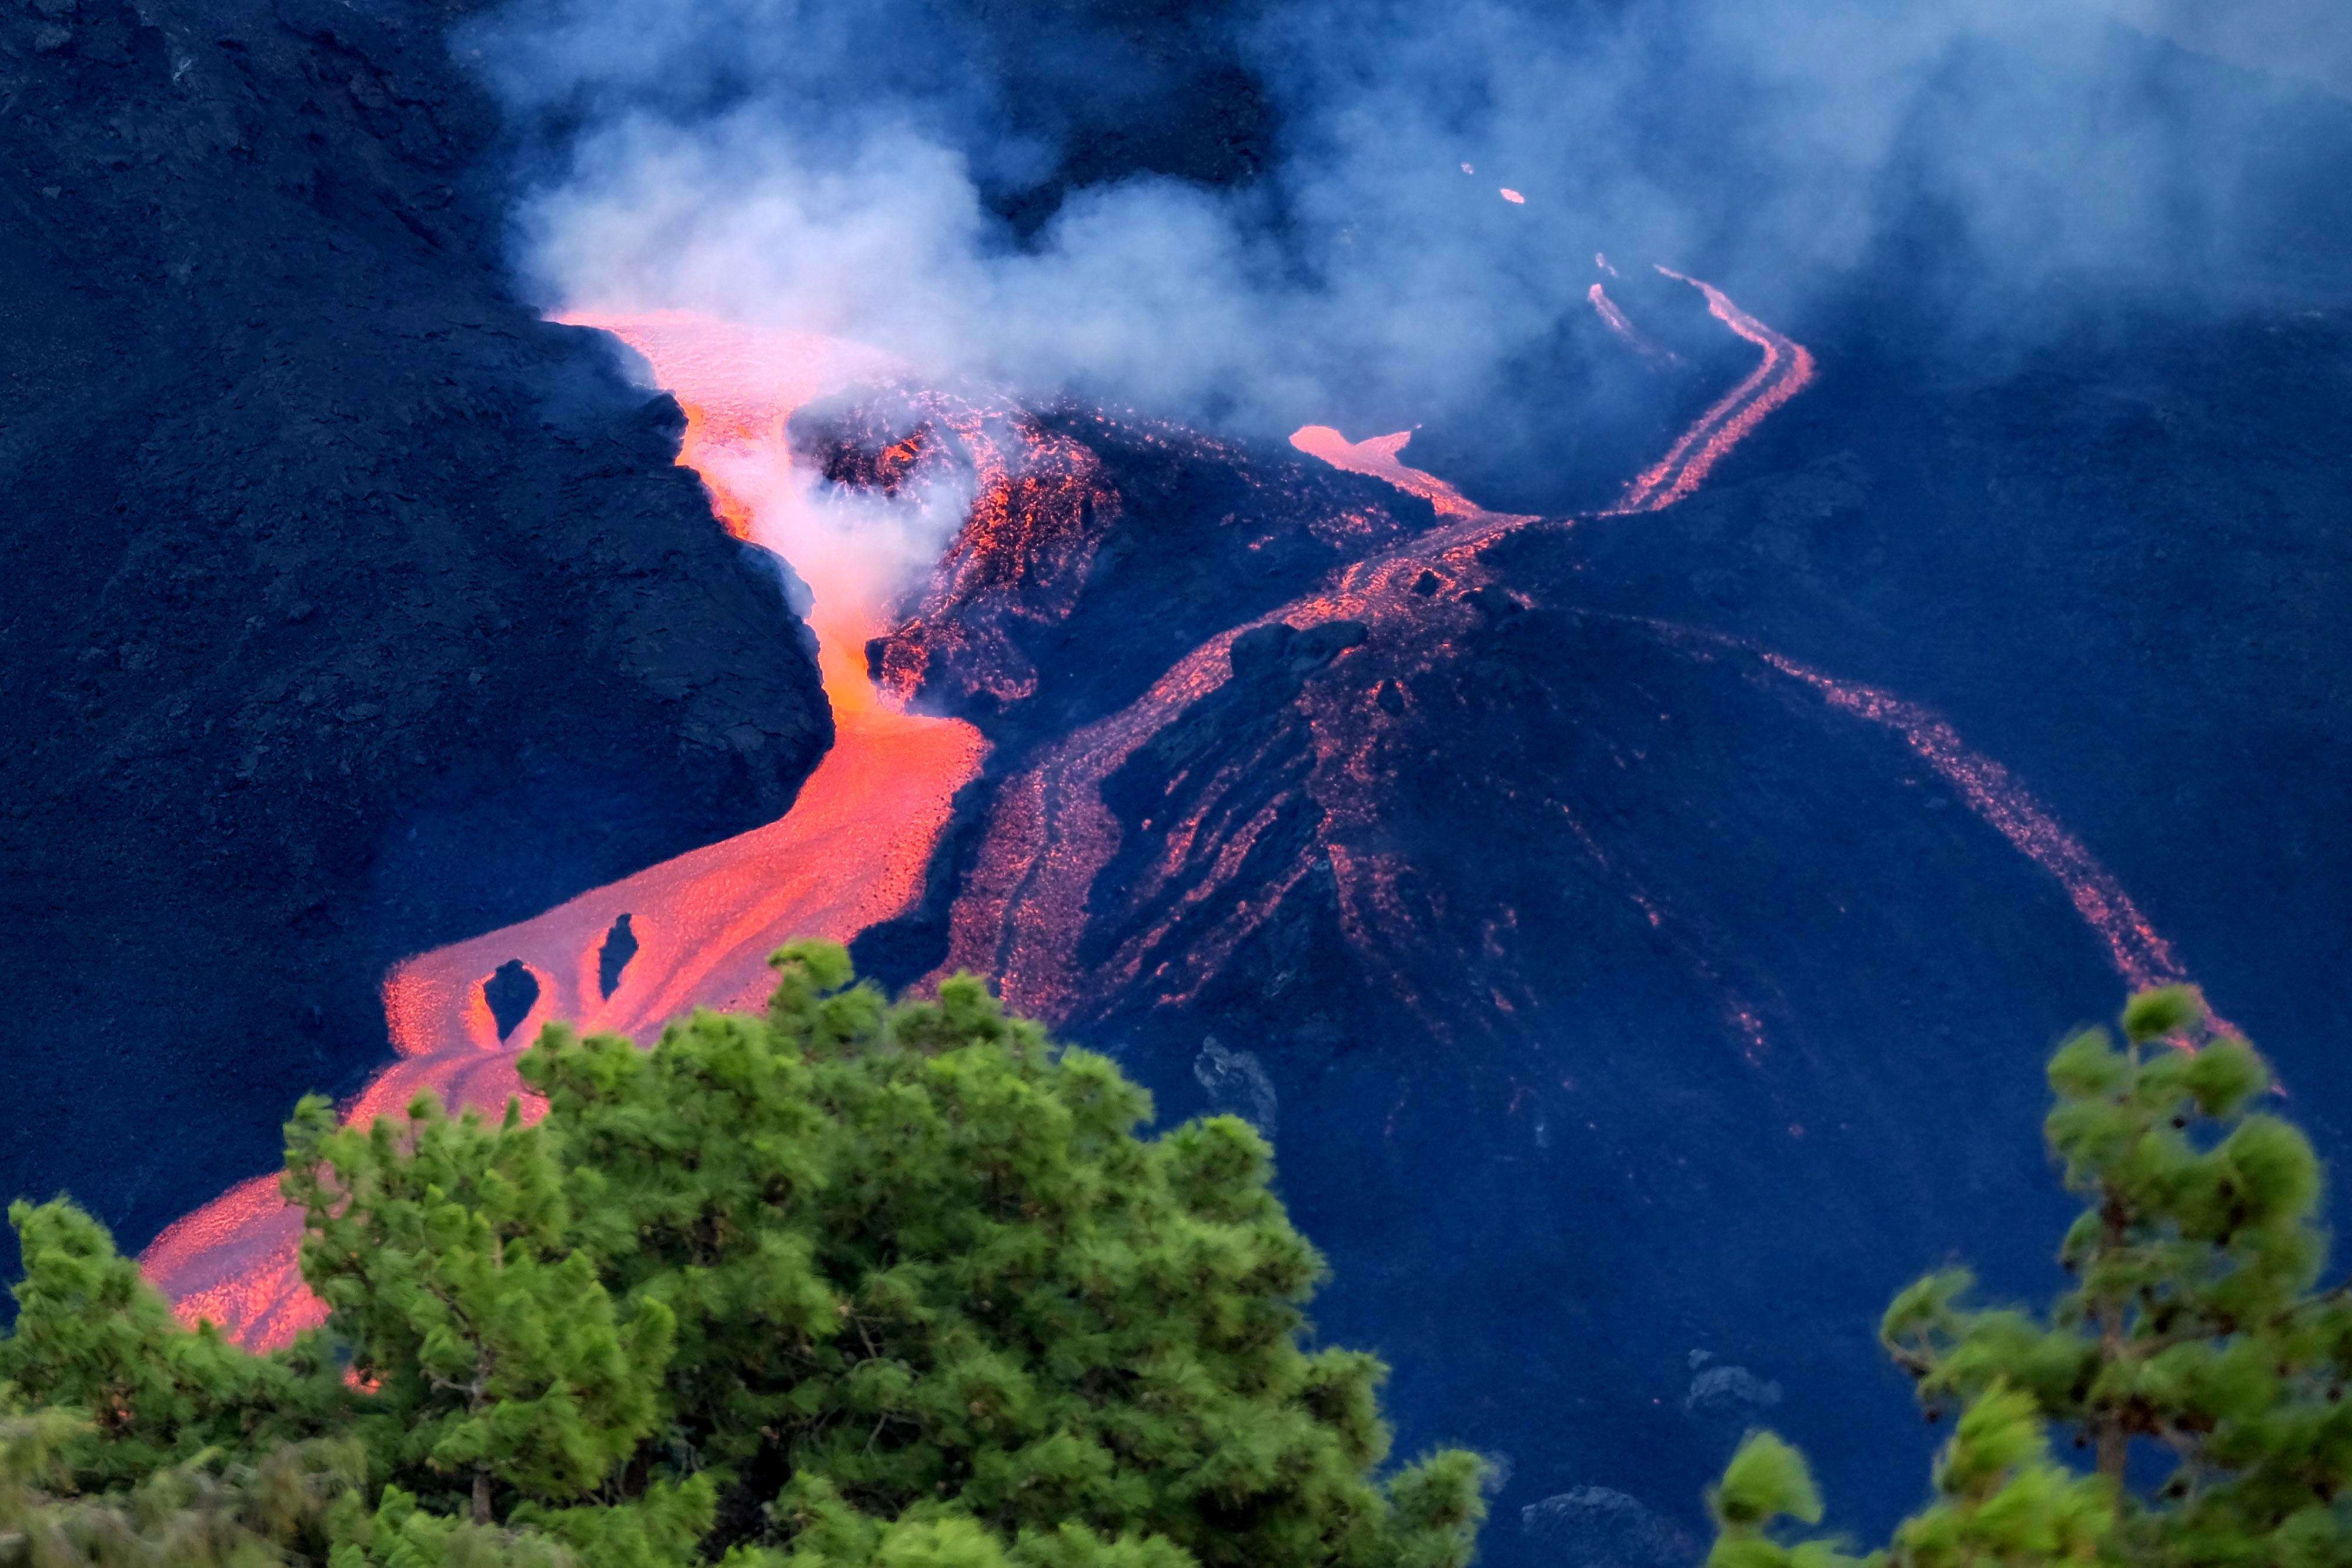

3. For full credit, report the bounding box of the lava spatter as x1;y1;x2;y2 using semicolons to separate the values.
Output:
142;314;986;1349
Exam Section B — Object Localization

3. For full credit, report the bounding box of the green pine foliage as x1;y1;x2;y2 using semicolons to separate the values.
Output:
0;944;1485;1568
1707;987;2352;1566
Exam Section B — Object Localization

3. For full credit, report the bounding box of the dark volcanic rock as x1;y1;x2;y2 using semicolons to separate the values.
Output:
0;0;828;1255
851;291;2352;1560
856;402;1442;738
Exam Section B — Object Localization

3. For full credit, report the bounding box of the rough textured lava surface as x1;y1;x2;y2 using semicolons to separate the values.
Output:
0;0;830;1263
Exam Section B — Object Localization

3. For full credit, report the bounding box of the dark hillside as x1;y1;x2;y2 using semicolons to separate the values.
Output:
0;0;829;1258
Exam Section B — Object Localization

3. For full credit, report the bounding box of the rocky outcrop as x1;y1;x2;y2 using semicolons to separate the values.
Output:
0;0;828;1253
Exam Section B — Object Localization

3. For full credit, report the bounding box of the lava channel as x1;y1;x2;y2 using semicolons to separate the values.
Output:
939;270;2216;1056
142;313;985;1350
934;273;1811;1028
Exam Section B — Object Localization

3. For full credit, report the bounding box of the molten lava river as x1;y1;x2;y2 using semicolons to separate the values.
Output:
143;266;2221;1350
141;313;987;1349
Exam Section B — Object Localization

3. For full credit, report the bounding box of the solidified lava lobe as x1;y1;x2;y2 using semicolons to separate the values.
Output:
142;313;986;1350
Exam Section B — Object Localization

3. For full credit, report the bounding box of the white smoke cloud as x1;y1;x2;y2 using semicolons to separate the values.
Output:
470;0;2350;440
679;379;979;634
2095;0;2352;101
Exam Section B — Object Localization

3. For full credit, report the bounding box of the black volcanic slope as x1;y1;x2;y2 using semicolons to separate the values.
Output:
0;0;829;1256
844;290;2352;1564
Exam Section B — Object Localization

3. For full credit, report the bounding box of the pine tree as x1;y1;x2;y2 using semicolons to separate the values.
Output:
280;1092;676;1528
514;943;1486;1568
0;1199;338;1490
0;942;1486;1568
1706;987;2352;1566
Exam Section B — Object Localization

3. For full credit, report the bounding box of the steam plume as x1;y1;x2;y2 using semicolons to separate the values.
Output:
470;0;2350;444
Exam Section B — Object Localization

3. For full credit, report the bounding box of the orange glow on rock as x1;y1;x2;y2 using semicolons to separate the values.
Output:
941;270;2217;1059
143;312;984;1349
1757;652;2222;1027
871;399;1118;711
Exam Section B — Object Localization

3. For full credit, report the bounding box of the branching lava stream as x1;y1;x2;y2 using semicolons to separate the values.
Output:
143;266;2219;1350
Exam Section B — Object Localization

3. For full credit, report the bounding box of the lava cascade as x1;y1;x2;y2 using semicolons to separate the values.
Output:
854;394;1121;711
142;315;986;1349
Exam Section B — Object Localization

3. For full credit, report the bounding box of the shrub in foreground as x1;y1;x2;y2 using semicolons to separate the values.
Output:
1709;988;2352;1567
0;943;1486;1568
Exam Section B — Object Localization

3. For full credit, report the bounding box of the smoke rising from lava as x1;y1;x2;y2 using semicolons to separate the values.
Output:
474;0;2347;443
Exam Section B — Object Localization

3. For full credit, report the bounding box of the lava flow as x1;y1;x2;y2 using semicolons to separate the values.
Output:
142;314;985;1349
142;266;2218;1348
932;424;1538;1021
1757;654;2199;1001
940;272;1813;1025
937;270;2211;1055
1288;426;1529;523
1587;283;1679;368
1611;268;1814;513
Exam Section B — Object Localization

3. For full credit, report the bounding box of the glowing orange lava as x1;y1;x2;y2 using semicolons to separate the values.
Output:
943;270;2215;1056
942;275;1809;1028
1756;653;2213;1015
1587;283;1680;367
141;266;2222;1349
1289;427;1529;523
873;400;1119;711
143;313;985;1349
1611;268;1815;513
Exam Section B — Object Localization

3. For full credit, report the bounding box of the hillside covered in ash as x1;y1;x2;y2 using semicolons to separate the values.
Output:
0;0;830;1259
